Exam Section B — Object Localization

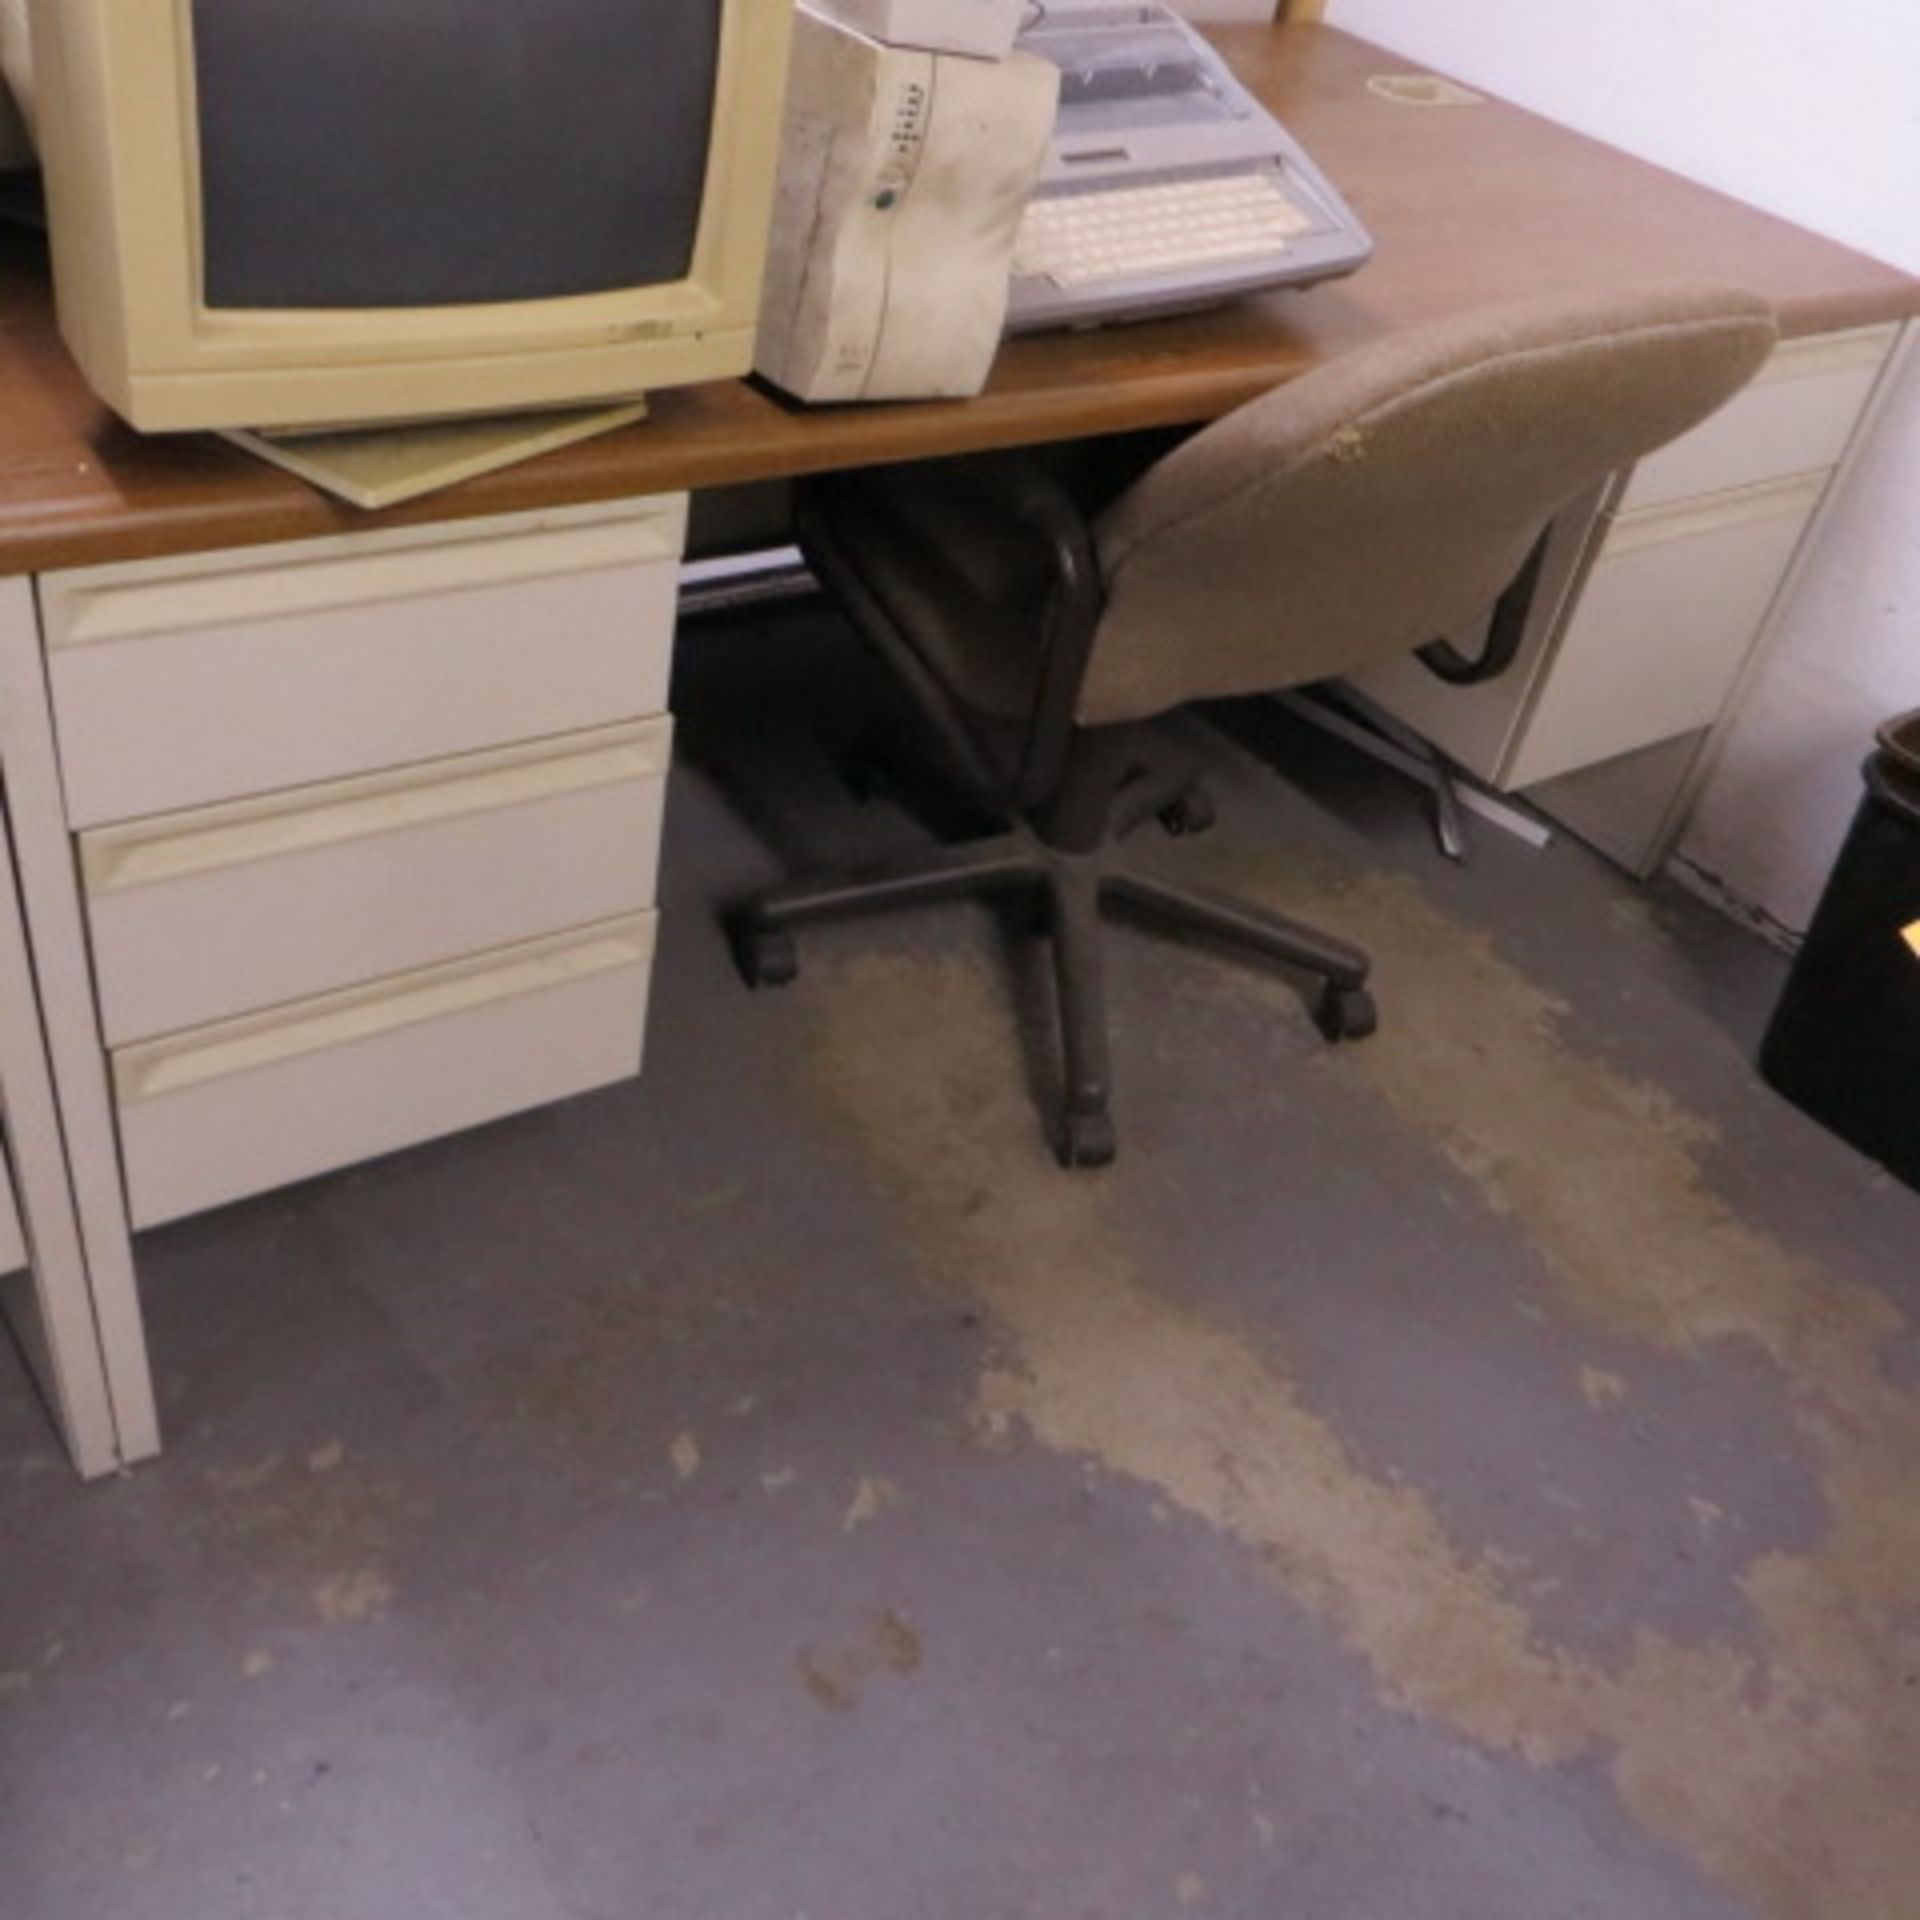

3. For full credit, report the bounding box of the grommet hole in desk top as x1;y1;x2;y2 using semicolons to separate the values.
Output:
1367;73;1486;109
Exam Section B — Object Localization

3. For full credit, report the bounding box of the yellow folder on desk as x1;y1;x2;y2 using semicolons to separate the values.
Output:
224;401;649;511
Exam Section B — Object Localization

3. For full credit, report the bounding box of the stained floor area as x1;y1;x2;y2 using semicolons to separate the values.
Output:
4;607;1918;1920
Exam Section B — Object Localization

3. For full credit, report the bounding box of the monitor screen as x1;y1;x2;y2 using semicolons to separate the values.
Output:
192;0;723;311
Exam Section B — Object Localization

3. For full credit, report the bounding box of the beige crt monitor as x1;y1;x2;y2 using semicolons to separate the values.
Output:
27;0;795;433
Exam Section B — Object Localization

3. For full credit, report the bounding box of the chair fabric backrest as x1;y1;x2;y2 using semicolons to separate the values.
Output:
1081;284;1778;726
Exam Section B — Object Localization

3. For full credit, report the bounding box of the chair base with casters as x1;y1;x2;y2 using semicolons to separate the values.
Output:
728;725;1376;1169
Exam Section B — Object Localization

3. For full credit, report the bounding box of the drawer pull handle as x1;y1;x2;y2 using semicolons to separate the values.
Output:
83;721;671;895
47;502;687;648
1605;472;1828;555
115;918;655;1104
1755;324;1898;386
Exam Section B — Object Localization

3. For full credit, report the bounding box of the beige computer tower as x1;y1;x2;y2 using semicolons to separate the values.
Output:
813;0;1027;58
756;6;1058;405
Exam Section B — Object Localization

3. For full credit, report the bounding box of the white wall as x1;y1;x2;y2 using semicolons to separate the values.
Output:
1328;0;1920;933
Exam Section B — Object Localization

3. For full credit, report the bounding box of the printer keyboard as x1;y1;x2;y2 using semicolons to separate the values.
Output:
1014;171;1317;289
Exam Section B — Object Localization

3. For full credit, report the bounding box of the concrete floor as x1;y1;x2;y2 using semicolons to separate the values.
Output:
4;607;1918;1920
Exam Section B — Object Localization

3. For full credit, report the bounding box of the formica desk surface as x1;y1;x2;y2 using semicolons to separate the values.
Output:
1;25;1915;580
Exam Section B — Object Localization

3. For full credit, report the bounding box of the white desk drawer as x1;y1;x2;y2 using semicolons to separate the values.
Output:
1506;474;1825;789
42;498;686;828
114;915;656;1230
1622;325;1895;511
81;719;672;1046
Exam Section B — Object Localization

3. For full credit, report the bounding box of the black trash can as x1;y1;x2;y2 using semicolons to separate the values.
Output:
1761;710;1920;1190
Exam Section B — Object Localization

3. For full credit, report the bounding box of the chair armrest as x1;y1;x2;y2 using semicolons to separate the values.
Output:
799;452;1107;806
920;454;1105;753
873;451;1103;631
1416;526;1553;687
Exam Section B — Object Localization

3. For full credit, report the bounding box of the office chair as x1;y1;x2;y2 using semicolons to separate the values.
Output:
729;285;1777;1166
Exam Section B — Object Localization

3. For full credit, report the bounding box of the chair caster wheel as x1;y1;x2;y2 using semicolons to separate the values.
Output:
731;922;799;990
1056;1108;1118;1170
1158;786;1217;837
1315;983;1378;1043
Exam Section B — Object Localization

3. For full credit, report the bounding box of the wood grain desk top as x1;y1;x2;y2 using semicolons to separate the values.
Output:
1;26;1914;579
